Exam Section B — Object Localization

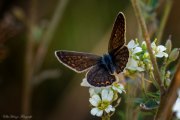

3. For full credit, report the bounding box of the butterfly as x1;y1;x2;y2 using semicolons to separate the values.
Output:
55;12;129;87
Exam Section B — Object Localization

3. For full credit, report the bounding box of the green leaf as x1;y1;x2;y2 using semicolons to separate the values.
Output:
143;99;159;109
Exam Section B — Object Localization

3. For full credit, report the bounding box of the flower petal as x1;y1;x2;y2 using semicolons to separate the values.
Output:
136;67;145;72
90;108;99;116
156;52;165;58
110;106;115;111
101;89;108;101
158;45;166;52
133;47;142;54
112;83;125;94
105;105;111;113
89;88;95;97
105;105;115;113
89;88;102;97
163;52;168;57
89;94;101;106
173;98;180;119
177;112;180;119
107;90;114;101
151;42;156;49
142;41;146;46
127;58;138;69
117;85;124;94
96;109;103;117
110;105;115;111
81;78;91;87
173;98;180;111
173;90;180;119
127;40;136;49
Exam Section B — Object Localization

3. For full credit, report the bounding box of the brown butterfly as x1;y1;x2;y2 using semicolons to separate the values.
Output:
55;12;129;87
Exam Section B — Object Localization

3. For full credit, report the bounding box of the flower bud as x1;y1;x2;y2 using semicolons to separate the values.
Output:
143;52;149;59
141;41;147;50
169;48;179;62
154;38;157;43
116;98;121;105
165;39;172;54
165;71;171;78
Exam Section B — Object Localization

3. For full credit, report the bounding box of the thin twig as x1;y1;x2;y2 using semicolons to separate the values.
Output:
141;73;146;95
33;69;61;85
157;0;173;44
22;0;37;114
34;0;69;73
131;0;165;94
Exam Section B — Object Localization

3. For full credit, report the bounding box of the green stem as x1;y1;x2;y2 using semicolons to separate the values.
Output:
160;58;169;87
34;0;69;73
131;0;165;94
149;71;159;89
22;0;36;114
102;115;110;120
141;73;147;95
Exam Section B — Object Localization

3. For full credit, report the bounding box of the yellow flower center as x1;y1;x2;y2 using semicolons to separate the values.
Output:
98;100;110;110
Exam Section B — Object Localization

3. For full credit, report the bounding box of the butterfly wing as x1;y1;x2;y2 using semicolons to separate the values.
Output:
108;12;129;74
55;50;101;73
110;46;129;74
87;64;116;87
108;12;126;52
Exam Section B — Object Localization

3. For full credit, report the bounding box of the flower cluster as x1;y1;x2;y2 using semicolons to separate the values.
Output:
126;39;168;72
126;39;180;117
173;89;180;119
81;78;125;117
80;39;179;119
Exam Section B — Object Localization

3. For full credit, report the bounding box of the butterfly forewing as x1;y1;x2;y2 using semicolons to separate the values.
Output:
111;46;129;74
87;64;116;87
55;51;101;73
108;12;126;52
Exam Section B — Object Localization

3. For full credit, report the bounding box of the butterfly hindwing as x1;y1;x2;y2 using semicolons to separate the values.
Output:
55;50;101;73
87;64;116;87
111;46;129;74
108;12;126;52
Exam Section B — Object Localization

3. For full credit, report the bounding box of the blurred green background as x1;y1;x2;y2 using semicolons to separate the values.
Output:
0;0;179;120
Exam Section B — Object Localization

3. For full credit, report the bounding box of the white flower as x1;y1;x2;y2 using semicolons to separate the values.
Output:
151;42;168;58
141;41;168;58
126;40;145;72
127;40;142;54
128;40;138;49
126;58;145;72
173;89;180;119
81;78;92;87
89;89;115;117
89;87;102;97
112;82;125;94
